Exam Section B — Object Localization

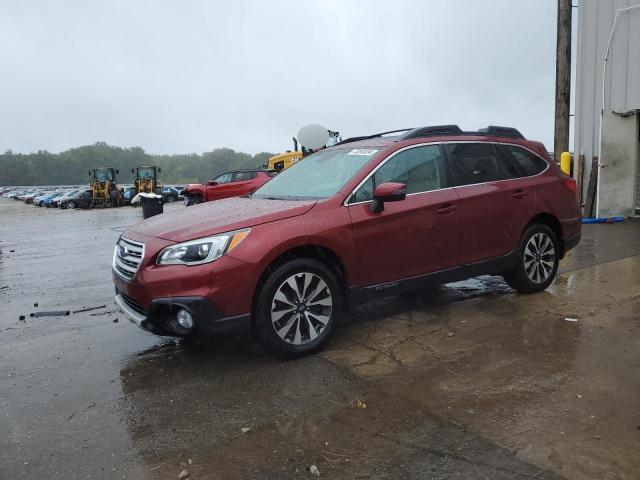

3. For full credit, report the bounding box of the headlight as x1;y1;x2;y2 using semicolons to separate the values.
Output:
156;229;250;266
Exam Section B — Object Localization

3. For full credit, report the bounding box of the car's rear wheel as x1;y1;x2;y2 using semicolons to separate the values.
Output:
503;223;559;293
254;258;342;357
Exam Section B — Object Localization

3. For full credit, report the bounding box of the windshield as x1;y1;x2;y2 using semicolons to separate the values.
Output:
137;167;155;179
252;147;379;199
95;170;114;182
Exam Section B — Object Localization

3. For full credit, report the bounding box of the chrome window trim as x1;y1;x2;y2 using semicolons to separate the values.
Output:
342;141;550;207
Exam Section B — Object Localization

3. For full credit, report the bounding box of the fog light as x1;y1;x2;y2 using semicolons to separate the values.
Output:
176;309;193;329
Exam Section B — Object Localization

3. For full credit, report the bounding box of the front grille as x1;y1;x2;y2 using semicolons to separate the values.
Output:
118;290;146;316
113;237;145;281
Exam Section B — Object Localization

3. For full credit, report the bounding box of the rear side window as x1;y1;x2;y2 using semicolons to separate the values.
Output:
445;143;502;186
499;145;548;177
233;171;256;182
350;145;445;203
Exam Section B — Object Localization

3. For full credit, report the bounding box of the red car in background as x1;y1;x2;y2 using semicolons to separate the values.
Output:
182;169;275;206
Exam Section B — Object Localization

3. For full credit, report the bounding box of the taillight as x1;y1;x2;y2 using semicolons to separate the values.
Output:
562;178;577;193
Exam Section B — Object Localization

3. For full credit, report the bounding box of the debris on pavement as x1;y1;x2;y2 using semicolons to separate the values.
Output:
447;331;455;337
309;464;320;477
576;394;583;399
564;317;579;322
178;469;189;479
30;310;71;318
18;315;25;321
72;305;107;314
112;318;118;323
241;427;251;434
33;302;38;307
349;396;367;409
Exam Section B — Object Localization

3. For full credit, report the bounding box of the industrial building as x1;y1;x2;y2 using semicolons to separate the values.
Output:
574;0;640;216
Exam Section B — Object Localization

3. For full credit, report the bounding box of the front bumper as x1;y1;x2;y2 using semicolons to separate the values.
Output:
114;290;250;337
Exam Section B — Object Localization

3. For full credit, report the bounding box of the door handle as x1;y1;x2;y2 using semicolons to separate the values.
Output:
512;189;527;199
436;204;457;215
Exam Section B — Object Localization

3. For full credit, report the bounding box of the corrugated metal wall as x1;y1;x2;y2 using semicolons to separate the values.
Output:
574;0;640;201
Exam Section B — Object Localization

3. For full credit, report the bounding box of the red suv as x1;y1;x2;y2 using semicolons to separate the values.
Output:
182;169;274;205
113;125;581;356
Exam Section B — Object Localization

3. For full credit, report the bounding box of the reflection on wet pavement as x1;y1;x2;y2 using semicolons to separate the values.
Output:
1;199;639;479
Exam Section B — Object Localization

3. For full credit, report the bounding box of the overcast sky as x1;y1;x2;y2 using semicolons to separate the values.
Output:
0;1;559;155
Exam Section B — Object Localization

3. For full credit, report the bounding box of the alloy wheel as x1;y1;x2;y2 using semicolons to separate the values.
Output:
271;272;332;345
524;232;555;284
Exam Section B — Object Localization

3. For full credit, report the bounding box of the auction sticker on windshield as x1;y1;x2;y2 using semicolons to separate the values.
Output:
348;149;378;156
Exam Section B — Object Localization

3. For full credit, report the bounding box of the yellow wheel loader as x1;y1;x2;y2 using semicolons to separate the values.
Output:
267;129;341;173
89;167;124;208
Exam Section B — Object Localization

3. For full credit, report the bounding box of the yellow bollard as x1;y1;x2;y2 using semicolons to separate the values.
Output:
560;151;571;175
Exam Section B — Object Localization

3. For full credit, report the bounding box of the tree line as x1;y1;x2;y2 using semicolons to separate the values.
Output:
0;142;275;186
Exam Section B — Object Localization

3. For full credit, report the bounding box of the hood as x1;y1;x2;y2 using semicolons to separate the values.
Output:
128;196;317;243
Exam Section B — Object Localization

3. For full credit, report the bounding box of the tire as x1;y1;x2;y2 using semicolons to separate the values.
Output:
67;201;76;209
166;196;175;203
186;195;202;206
503;223;559;293
254;258;343;357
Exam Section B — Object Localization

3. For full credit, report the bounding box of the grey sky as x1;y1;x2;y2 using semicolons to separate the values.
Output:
1;1;558;155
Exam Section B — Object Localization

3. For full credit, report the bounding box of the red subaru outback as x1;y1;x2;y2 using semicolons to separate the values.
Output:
113;125;581;356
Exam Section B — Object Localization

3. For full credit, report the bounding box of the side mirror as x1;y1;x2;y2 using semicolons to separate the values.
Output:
207;181;218;187
370;182;407;213
131;168;134;174
88;171;91;176
158;168;162;173
116;169;120;174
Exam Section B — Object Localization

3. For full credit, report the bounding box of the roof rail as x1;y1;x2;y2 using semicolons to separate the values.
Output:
334;128;414;146
477;125;524;139
400;125;463;140
336;124;525;146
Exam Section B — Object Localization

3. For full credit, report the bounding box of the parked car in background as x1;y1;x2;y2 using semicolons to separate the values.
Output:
32;192;51;206
112;124;581;356
59;189;92;209
122;186;138;205
42;191;65;207
22;190;45;204
160;185;182;203
182;169;275;206
50;190;77;208
7;190;26;199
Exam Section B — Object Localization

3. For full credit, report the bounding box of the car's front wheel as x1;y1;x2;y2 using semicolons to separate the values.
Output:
254;258;342;357
66;201;76;209
186;194;202;206
503;223;559;293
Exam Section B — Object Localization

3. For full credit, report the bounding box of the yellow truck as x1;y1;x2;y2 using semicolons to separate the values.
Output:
267;130;341;173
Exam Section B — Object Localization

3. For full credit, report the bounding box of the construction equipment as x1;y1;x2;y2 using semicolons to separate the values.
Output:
88;167;124;208
132;165;162;194
267;128;341;173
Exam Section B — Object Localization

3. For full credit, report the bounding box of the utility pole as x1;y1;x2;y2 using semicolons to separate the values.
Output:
553;0;572;165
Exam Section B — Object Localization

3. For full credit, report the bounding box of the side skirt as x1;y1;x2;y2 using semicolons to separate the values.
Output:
348;251;518;308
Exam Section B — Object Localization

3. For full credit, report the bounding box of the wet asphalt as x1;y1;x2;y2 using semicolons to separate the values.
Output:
1;198;639;480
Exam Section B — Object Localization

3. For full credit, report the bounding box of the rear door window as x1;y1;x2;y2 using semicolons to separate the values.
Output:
445;143;503;186
498;145;548;177
233;171;256;182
